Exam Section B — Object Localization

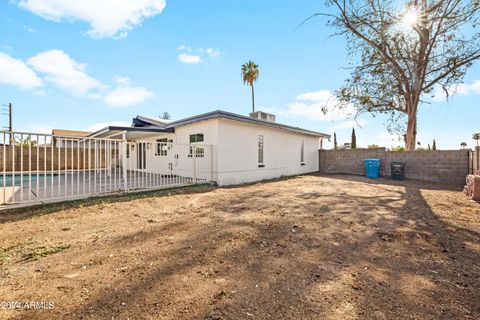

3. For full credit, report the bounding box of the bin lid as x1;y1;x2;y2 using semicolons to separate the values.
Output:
365;158;380;162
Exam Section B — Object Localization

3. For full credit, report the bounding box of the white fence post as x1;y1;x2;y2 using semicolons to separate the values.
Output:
122;132;128;192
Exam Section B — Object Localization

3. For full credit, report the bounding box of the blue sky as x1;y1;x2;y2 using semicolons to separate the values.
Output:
0;0;479;149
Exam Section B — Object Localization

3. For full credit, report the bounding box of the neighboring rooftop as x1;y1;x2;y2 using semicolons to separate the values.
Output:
52;129;91;137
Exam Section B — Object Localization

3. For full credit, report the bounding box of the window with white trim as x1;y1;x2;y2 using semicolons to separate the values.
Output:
258;135;264;167
156;138;168;156
189;133;204;157
300;140;305;165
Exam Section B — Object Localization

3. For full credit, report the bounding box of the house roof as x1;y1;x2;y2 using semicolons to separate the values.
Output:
132;115;172;127
89;110;330;139
160;110;331;138
52;129;91;137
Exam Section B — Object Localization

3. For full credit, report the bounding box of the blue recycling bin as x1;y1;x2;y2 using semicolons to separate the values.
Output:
364;159;380;179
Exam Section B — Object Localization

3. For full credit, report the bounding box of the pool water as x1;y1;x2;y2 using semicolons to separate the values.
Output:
0;173;63;187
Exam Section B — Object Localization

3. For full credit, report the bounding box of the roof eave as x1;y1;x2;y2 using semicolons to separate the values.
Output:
163;110;330;138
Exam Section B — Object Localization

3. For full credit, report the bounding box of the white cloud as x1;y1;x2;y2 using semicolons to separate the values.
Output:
296;90;333;102
280;90;356;121
177;53;202;64
23;25;38;33
333;119;367;130
85;121;130;132
17;0;166;39
177;45;191;51
376;132;404;148
432;80;480;102
112;76;131;86
104;86;154;108
206;48;220;57
17;124;54;134
0;50;154;107
452;80;480;95
177;45;220;63
0;52;42;90
28;49;106;96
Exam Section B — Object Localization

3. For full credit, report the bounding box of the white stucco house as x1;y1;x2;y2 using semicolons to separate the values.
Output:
89;110;330;186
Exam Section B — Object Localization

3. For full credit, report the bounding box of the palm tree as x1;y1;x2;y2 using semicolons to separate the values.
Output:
460;142;467;149
241;61;259;113
473;133;480;147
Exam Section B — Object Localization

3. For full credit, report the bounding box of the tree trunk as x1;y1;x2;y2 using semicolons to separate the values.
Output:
251;84;255;113
405;109;417;151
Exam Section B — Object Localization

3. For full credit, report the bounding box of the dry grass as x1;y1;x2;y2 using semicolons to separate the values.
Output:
0;174;479;320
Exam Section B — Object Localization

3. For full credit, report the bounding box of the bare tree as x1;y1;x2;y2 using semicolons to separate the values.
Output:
316;0;480;150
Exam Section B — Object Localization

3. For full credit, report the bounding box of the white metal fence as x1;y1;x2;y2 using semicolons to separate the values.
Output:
0;131;213;206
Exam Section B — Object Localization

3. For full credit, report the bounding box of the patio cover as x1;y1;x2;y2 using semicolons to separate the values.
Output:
88;126;173;140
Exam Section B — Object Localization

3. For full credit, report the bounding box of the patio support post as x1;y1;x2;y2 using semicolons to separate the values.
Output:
121;132;128;192
210;145;214;182
193;146;197;184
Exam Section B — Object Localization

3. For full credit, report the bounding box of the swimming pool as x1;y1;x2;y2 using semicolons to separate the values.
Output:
0;173;65;187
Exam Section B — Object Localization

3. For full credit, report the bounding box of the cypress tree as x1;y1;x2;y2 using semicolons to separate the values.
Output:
334;132;338;150
432;139;437;150
351;128;357;149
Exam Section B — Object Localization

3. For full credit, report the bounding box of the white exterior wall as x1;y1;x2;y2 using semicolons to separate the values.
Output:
124;134;175;175
124;119;218;181
216;119;320;186
170;119;218;181
121;117;321;186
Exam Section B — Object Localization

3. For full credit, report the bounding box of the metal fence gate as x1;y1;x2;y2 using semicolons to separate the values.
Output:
0;131;213;206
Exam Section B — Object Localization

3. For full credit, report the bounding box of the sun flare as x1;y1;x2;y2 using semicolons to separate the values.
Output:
402;7;419;27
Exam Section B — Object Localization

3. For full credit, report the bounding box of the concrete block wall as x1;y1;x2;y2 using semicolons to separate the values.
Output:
474;147;480;175
319;148;387;176
386;150;470;184
319;148;470;185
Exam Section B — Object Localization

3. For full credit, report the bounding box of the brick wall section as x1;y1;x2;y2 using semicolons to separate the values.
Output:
319;148;470;185
465;175;480;201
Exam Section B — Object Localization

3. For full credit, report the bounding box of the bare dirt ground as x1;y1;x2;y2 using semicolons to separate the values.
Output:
0;174;479;320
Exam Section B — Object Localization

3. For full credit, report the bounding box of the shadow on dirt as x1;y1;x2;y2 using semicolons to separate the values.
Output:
0;184;217;224
8;174;480;319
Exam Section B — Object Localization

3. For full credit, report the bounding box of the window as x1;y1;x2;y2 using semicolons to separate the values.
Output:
300;140;305;165
258;135;264;167
156;138;168;156
190;134;204;144
189;133;204;157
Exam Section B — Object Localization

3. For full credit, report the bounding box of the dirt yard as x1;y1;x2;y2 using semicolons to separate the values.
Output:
0;174;479;320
